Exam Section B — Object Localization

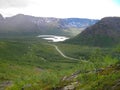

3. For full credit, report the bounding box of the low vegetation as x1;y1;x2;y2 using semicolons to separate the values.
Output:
0;38;119;90
66;17;120;47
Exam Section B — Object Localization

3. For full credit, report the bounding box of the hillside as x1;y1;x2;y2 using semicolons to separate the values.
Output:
0;15;120;90
0;14;98;37
66;17;120;47
0;38;119;90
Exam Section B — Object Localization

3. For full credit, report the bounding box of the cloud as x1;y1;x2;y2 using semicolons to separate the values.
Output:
0;0;120;19
24;0;120;19
0;0;29;8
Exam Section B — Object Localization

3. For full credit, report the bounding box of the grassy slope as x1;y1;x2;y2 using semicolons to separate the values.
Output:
0;38;119;90
0;38;81;90
54;43;120;90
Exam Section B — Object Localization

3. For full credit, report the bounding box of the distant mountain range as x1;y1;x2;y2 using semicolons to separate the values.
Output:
66;17;120;47
0;14;98;37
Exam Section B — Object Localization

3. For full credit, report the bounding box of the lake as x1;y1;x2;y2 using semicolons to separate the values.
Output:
37;35;69;42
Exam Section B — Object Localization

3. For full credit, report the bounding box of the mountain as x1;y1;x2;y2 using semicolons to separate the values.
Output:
0;14;98;37
66;17;120;47
59;18;97;28
0;14;4;21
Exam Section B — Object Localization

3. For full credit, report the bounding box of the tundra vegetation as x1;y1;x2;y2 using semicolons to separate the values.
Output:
0;37;119;90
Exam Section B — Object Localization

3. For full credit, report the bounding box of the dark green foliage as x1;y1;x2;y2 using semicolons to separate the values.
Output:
66;17;120;47
0;38;119;90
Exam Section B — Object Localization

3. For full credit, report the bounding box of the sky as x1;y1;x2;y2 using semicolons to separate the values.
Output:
0;0;120;19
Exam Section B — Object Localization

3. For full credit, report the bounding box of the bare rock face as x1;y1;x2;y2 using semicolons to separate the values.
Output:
62;82;79;90
0;81;12;90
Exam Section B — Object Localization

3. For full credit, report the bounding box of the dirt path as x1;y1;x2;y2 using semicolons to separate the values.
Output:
46;44;89;62
52;44;79;60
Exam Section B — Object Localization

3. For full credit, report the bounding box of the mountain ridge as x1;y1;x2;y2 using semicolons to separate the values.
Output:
66;17;120;47
0;14;98;37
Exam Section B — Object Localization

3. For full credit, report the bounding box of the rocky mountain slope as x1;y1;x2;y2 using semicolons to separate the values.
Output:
0;14;98;37
59;18;97;28
66;17;120;47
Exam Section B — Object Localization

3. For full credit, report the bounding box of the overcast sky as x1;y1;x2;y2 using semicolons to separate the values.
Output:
0;0;120;19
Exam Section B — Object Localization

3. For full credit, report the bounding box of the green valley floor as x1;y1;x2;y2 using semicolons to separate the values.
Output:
0;38;120;90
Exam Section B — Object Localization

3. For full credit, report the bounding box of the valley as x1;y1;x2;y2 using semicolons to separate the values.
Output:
0;14;98;37
0;37;119;90
0;16;120;90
